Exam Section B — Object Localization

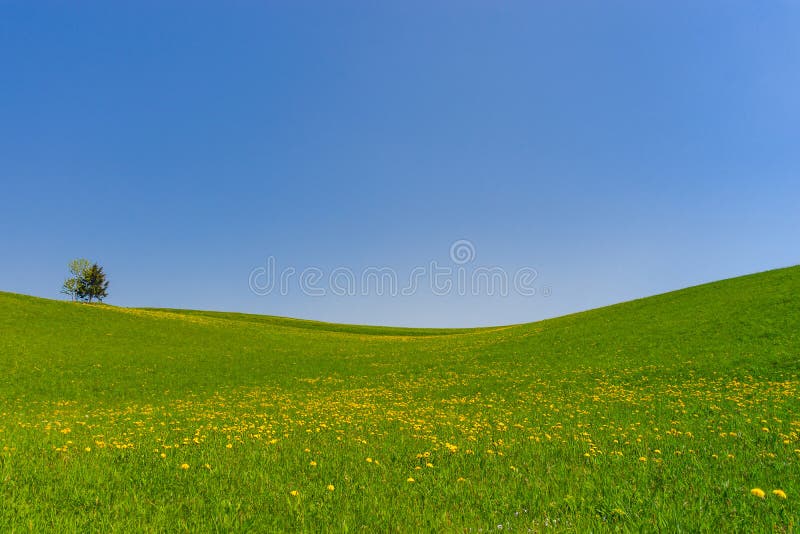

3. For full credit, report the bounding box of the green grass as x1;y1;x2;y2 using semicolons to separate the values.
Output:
1;266;799;532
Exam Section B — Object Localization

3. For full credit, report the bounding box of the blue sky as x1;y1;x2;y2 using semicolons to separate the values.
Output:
2;1;798;327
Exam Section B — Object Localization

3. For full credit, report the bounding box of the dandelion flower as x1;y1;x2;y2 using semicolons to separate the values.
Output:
226;443;233;449
407;477;415;483
366;457;372;463
84;447;91;452
309;461;317;467
180;463;190;470
751;488;765;499
290;490;299;496
327;484;335;491
772;489;787;499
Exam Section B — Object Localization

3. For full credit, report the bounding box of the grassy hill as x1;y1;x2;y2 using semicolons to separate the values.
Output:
1;266;799;531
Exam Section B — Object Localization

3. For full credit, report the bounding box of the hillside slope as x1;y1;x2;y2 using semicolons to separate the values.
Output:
2;266;798;399
0;266;799;531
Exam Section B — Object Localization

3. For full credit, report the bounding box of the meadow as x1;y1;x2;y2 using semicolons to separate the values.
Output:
1;266;799;531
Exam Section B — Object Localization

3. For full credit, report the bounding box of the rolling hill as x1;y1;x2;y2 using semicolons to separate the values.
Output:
1;266;798;531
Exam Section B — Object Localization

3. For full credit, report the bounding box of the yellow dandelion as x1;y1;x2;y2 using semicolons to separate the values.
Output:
406;477;415;483
366;457;372;463
226;443;233;449
290;490;299;496
772;489;787;499
309;460;317;467
750;488;765;499
84;447;91;452
180;463;190;470
160;453;167;459
327;484;335;491
426;462;434;468
639;457;647;462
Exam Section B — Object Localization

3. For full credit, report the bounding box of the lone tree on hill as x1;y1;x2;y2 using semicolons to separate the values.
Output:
78;263;109;303
61;259;109;303
61;258;91;301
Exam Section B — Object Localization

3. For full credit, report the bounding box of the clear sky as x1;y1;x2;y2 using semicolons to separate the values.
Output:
2;1;799;327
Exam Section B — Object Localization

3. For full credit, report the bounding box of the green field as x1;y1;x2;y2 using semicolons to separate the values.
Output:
1;266;799;531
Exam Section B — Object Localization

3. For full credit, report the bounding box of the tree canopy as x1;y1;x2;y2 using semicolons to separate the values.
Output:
61;259;109;303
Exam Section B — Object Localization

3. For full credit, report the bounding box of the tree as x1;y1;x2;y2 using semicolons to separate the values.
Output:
61;259;109;303
77;263;109;303
61;258;91;301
